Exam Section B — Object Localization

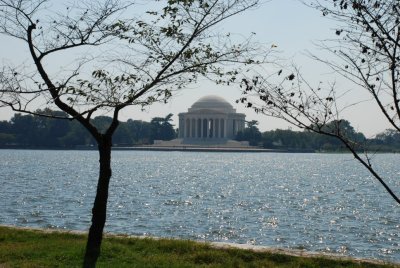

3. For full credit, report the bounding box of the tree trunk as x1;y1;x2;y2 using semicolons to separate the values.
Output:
83;138;112;267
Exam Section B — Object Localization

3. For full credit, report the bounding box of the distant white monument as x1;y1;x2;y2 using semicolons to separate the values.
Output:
178;95;246;143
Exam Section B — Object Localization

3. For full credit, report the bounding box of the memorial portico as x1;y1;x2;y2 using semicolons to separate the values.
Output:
178;95;245;142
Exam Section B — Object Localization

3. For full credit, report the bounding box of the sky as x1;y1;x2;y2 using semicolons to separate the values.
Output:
0;0;393;137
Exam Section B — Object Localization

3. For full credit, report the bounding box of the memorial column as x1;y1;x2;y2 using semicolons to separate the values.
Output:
206;118;209;138
224;117;227;138
213;118;218;138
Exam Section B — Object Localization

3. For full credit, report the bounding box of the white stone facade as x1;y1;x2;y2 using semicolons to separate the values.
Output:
178;95;245;142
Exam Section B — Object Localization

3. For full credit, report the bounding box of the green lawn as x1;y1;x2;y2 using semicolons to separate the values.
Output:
0;226;398;267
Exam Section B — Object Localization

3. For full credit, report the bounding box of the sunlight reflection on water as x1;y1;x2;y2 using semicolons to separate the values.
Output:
0;150;399;262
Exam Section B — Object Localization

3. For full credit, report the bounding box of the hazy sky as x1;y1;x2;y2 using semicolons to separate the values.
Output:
0;0;393;136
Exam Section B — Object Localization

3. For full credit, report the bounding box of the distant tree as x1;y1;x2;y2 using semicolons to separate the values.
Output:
34;109;71;146
0;120;11;133
262;129;310;149
0;133;15;145
59;120;93;147
308;119;366;150
10;114;37;146
236;120;262;146
375;129;400;145
8;110;71;147
239;0;400;204
0;120;14;145
113;122;131;145
150;113;176;142
125;119;152;144
0;0;264;266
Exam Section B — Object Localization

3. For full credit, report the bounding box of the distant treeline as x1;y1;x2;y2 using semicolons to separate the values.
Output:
236;120;400;152
0;110;399;151
0;110;176;148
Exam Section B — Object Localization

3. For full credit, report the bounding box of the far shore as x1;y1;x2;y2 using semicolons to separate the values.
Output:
0;145;353;153
1;145;400;153
0;144;309;152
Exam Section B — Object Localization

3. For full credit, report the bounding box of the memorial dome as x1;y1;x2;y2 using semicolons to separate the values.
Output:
178;94;245;141
188;95;235;113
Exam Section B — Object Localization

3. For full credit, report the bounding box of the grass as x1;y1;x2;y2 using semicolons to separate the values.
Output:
0;226;398;268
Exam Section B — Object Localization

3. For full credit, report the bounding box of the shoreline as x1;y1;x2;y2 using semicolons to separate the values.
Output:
0;145;307;153
1;146;398;153
1;224;396;266
112;146;289;153
0;145;318;153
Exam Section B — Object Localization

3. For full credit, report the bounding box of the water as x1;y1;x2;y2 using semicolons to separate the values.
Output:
0;150;399;262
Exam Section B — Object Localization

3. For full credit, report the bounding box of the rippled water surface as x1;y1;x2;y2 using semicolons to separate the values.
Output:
1;150;399;262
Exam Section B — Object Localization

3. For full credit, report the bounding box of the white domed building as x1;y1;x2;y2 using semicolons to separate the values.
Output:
178;95;246;143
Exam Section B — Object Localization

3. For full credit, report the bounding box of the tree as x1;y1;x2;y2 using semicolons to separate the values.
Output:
261;129;314;150
375;129;400;145
9;113;37;146
309;119;366;147
59;120;93;147
125;119;152;144
239;0;400;204
0;120;11;133
0;133;15;145
32;109;71;146
236;120;262;145
0;120;14;145
0;0;264;266
150;113;176;142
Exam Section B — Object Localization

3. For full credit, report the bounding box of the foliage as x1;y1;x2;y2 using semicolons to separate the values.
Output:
125;119;152;145
233;119;370;151
4;112;400;152
0;132;14;145
235;120;262;146
0;112;177;147
375;129;400;146
150;113;176;141
262;122;368;152
262;129;316;150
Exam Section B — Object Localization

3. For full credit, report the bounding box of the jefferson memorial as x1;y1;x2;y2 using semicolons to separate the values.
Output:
178;95;246;143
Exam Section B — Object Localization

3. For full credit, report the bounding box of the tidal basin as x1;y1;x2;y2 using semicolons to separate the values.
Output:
0;150;399;262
